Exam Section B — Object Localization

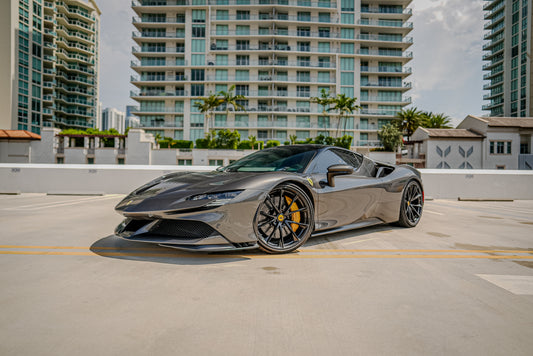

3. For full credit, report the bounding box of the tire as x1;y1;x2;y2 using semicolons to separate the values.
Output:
254;183;314;254
397;180;423;228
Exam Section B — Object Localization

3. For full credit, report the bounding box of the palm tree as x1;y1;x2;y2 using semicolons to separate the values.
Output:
248;135;258;150
395;107;422;141
193;92;223;133
311;88;334;134
218;85;246;127
327;94;360;137
421;112;453;129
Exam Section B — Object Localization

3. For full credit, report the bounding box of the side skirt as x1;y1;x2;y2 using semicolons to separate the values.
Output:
311;218;384;238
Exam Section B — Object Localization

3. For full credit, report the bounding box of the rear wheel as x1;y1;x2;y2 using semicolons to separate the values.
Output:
254;183;314;254
397;180;423;227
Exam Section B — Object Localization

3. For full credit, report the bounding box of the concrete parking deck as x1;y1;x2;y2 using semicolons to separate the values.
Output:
0;195;532;355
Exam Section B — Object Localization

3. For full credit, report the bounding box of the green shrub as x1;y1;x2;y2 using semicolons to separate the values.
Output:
378;124;402;152
214;129;240;149
159;141;170;148
195;138;211;149
284;141;290;146
325;136;335;145
314;135;326;145
266;140;280;148
237;140;252;149
171;140;193;149
334;135;353;149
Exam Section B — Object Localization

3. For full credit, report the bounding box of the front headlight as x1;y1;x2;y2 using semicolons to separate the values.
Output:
187;190;243;206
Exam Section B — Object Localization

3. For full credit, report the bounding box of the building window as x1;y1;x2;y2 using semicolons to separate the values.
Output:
490;141;512;155
117;158;125;165
87;157;95;164
178;159;192;166
56;157;64;164
209;159;224;166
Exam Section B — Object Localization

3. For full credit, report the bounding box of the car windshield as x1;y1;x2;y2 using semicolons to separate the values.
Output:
221;146;318;173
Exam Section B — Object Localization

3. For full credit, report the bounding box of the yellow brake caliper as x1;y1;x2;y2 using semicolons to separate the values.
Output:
284;197;301;232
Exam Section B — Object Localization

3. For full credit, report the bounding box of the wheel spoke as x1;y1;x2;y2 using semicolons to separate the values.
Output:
286;220;309;227
278;225;285;248
290;207;307;214
260;211;277;219
284;221;300;241
278;189;284;211
265;195;280;214
258;218;275;228
283;196;298;215
265;227;276;243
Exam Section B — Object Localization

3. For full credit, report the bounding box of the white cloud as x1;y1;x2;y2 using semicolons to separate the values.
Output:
409;0;485;121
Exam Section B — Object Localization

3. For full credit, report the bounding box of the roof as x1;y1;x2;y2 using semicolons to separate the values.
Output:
470;116;533;128
420;128;484;139
0;130;41;140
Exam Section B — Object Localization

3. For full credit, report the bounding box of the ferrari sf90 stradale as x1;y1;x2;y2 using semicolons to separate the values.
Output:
115;145;423;253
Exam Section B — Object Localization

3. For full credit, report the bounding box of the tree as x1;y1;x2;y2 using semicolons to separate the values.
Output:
378;124;403;152
421;112;453;129
395;107;422;141
327;94;360;138
214;129;240;149
193;92;223;133
248;135;258;150
289;134;298;145
218;85;246;122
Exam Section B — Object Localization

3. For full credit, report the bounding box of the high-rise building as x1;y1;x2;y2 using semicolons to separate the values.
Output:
130;0;413;148
101;107;126;133
125;105;141;129
0;0;100;134
483;0;532;117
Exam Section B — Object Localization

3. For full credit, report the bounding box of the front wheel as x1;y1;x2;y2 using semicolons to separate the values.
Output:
254;183;314;254
397;180;423;227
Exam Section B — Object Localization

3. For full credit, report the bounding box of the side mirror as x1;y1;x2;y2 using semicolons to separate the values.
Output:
327;164;354;187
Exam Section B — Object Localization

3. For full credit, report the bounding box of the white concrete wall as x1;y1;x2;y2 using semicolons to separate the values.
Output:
420;169;533;200
125;129;153;165
94;149;120;164
1;165;533;200
367;151;396;165
31;128;60;163
0;141;31;163
426;139;483;169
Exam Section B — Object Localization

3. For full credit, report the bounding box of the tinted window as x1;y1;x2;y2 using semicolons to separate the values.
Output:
309;149;349;173
331;148;362;170
223;146;318;173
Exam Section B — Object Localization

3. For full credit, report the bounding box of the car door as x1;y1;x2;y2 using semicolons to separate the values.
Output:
308;149;381;230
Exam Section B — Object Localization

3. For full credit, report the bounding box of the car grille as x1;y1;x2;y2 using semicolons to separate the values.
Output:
125;219;216;240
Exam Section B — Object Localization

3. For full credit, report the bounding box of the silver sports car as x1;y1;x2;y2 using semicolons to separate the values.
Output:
115;145;423;253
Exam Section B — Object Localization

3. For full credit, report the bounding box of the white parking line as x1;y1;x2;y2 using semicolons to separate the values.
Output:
424;210;444;215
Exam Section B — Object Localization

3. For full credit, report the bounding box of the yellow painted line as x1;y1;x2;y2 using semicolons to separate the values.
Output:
1;251;533;260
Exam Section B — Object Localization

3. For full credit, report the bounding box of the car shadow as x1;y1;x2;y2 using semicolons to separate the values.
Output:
91;224;401;265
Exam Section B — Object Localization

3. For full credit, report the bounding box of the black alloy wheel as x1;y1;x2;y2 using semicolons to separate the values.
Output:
398;180;423;227
254;183;314;254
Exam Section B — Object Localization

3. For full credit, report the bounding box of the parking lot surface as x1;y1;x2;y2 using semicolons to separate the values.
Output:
0;194;532;356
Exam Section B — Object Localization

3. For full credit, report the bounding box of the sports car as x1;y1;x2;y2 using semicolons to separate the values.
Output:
115;145;423;254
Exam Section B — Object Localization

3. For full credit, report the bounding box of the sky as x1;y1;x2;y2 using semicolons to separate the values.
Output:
97;0;486;127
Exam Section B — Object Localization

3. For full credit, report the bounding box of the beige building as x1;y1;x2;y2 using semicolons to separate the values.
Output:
0;0;100;134
130;0;413;148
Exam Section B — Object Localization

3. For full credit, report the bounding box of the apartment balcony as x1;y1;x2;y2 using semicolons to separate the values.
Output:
483;91;503;100
482;32;504;50
483;68;503;80
43;55;57;63
205;59;337;68
131;90;189;98
130;75;189;84
361;6;412;17
56;73;95;86
43;108;54;116
55;107;94;118
357;49;413;61
483;78;504;90
56;25;95;45
130;59;188;69
361;82;411;91
56;61;95;75
483;22;504;38
42;80;57;89
483;0;505;12
357;19;413;32
357;34;413;49
56;5;96;23
54;117;94;128
482;47;504;60
43;68;56;76
210;30;350;40
360;96;411;105
56;85;95;96
132;31;185;42
360;66;412;76
210;44;355;55
132;0;338;8
56;96;95;107
56;14;95;33
44;1;56;10
132;16;186;25
484;11;504;30
132;46;185;56
359;109;398;117
482;101;504;111
356;140;382;147
210;14;342;25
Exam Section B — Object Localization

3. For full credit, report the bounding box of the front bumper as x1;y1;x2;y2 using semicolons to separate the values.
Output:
114;190;266;252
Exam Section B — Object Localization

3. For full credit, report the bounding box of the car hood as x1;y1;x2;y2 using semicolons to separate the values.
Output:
115;170;295;215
